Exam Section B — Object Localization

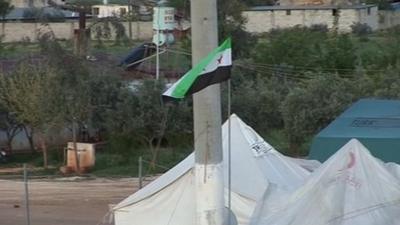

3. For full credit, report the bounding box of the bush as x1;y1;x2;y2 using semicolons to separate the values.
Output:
281;73;354;155
351;23;372;36
309;24;329;33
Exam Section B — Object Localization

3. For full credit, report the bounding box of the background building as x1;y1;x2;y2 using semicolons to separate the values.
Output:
243;4;378;33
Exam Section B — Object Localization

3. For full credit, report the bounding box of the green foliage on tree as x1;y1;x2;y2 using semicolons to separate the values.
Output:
106;79;192;169
280;74;354;155
0;0;12;20
0;63;62;168
226;64;287;133
253;26;360;74
0;105;22;153
90;17;129;47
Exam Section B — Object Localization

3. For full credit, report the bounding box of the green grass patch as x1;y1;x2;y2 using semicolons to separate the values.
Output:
91;146;192;177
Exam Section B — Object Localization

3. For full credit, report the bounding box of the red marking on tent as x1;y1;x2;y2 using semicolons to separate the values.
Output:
347;152;356;169
339;152;356;171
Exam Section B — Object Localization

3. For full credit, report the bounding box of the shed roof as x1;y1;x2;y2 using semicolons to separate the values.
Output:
309;98;400;163
2;7;78;21
318;99;400;138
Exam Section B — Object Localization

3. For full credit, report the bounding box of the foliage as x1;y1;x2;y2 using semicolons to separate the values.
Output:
255;26;328;69
0;64;61;131
226;64;288;133
0;63;62;168
253;26;360;73
0;0;13;19
351;23;372;37
89;17;129;47
281;74;355;155
106;79;192;168
373;68;400;98
0;106;22;153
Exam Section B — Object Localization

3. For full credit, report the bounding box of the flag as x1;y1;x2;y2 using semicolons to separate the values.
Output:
162;38;232;101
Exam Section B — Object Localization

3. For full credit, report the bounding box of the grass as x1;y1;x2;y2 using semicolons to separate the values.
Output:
0;42;40;59
91;146;192;177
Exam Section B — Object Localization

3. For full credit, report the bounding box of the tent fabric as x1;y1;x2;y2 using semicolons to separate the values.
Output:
286;157;321;172
221;114;310;199
251;139;400;225
310;99;400;163
114;153;194;209
386;162;400;181
115;170;257;225
114;114;312;225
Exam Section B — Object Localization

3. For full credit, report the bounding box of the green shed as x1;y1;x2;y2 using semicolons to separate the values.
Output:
309;99;400;163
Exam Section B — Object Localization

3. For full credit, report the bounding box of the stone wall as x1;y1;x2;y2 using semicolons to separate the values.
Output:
0;21;153;42
303;9;333;28
243;7;379;33
379;10;400;30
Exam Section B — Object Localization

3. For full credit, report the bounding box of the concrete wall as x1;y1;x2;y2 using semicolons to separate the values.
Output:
358;6;379;30
379;10;400;30
243;7;379;33
303;9;334;28
0;21;153;43
10;0;65;7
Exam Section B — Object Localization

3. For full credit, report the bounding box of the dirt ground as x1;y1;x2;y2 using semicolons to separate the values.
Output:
0;177;146;225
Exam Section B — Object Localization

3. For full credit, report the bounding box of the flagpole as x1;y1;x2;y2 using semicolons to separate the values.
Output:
227;79;232;225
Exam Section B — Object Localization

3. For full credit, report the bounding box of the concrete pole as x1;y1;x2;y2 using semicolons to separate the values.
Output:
191;0;225;224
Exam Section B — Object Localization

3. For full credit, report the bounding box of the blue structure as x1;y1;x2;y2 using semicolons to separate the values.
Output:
119;43;156;70
309;99;400;163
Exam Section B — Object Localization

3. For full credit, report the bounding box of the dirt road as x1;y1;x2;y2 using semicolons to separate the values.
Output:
0;177;142;225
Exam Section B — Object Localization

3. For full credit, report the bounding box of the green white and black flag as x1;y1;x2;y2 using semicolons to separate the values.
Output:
162;38;232;101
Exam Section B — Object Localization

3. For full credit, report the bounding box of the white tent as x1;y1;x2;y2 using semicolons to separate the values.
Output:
250;139;400;225
113;114;312;225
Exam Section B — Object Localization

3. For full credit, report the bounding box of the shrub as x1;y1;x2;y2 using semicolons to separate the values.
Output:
351;23;372;36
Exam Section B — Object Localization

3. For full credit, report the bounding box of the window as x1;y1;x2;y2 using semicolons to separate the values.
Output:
332;9;338;16
120;8;127;16
286;10;291;15
93;7;99;15
367;7;371;15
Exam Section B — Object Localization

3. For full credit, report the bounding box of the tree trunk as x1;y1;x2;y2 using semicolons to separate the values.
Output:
23;126;35;153
6;135;12;154
149;137;163;171
289;141;300;157
6;126;21;155
72;120;80;174
38;133;48;169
